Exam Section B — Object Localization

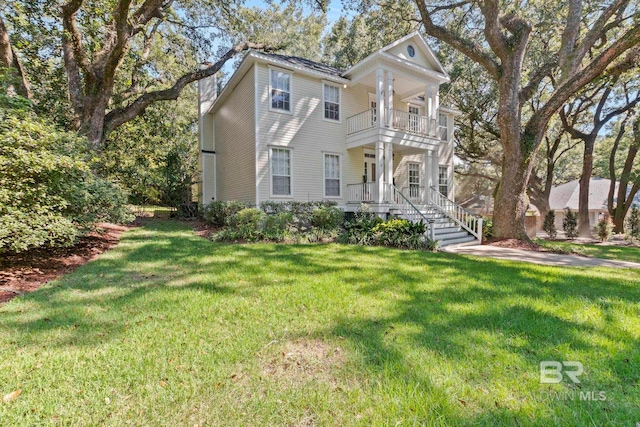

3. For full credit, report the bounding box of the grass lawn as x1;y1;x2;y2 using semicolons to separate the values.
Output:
1;221;639;426
535;239;640;263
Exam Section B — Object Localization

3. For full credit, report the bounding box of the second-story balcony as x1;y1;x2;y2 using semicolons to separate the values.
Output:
346;108;446;149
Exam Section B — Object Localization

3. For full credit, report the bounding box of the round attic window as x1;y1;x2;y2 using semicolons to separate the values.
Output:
407;45;416;57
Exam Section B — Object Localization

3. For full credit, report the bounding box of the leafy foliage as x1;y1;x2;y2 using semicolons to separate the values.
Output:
311;206;344;231
202;201;250;227
0;98;133;253
543;210;557;239
626;207;640;240
340;206;437;251
563;208;579;239
596;215;614;242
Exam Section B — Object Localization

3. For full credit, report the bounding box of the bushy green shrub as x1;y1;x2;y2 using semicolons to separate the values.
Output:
262;211;294;241
340;205;383;245
482;217;493;240
543;210;557;239
260;200;338;232
226;208;264;241
563;208;579;238
627;206;640;240
0;101;133;253
372;218;437;251
311;206;344;231
596;215;613;242
202;200;249;227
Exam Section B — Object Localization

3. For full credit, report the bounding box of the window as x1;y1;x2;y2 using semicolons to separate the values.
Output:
407;45;416;58
439;166;449;196
408;163;420;200
439;113;448;141
271;148;291;196
270;69;291;112
323;84;340;121
324;154;341;197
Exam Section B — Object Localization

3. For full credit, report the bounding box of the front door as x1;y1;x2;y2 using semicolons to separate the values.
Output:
363;150;376;183
409;105;419;132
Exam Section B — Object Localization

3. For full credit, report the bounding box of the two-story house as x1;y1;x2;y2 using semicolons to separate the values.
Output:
197;32;481;246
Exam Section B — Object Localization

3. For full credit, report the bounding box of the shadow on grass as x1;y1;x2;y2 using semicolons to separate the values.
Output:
1;220;639;424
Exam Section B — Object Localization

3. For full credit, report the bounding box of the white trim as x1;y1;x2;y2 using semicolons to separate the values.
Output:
268;66;293;115
254;64;260;206
321;81;342;123
322;152;342;198
202;152;217;204
269;146;293;198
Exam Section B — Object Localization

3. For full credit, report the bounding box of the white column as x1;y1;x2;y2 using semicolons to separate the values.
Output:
431;84;439;120
385;142;393;200
425;85;433;119
432;147;440;194
376;68;385;128
423;150;430;204
376;140;385;203
386;71;394;128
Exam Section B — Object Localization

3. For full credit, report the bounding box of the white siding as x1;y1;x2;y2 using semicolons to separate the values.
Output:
214;66;256;204
256;64;370;205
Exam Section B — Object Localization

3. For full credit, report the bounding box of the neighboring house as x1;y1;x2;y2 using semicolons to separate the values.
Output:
197;32;481;246
545;177;640;230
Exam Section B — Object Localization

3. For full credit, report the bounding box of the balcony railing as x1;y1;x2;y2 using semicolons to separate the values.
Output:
346;108;377;135
346;108;439;138
347;182;379;203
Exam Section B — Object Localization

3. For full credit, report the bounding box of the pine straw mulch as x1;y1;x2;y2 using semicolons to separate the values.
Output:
0;223;133;305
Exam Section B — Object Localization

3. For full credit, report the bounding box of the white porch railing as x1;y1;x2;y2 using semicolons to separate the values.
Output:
346;108;439;138
347;182;378;203
401;186;424;203
428;186;482;242
346;108;377;134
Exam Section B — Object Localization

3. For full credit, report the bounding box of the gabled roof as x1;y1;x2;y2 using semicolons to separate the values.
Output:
343;31;450;82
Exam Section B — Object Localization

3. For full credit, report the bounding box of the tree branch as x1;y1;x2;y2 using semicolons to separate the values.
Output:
103;42;275;136
415;0;500;79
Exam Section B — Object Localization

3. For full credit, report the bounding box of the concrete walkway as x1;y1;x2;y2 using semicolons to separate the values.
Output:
442;245;640;269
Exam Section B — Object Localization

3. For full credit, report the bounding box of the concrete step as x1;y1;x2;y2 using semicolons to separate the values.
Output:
438;235;478;247
435;230;469;240
434;226;462;235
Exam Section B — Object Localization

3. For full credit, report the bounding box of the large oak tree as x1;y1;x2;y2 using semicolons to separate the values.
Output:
411;0;640;239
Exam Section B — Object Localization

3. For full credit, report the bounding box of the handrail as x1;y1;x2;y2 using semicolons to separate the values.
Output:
347;182;378;203
428;186;482;241
390;185;438;240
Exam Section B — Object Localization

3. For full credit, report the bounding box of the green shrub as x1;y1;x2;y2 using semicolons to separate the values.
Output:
260;201;338;232
227;208;264;241
543;210;557;239
482;217;493;240
0;102;133;253
627;206;640;240
311;206;344;231
596;214;613;242
262;211;293;241
371;218;437;251
202;200;248;227
340;205;383;245
563;208;578;239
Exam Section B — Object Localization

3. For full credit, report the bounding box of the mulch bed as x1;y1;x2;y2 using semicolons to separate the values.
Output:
484;238;543;252
0;223;132;305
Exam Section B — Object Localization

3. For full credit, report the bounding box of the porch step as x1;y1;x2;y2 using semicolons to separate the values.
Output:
434;230;469;241
438;235;478;247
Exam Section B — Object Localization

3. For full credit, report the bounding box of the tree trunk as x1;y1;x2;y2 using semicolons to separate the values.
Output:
493;148;532;240
578;137;596;237
0;16;31;98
